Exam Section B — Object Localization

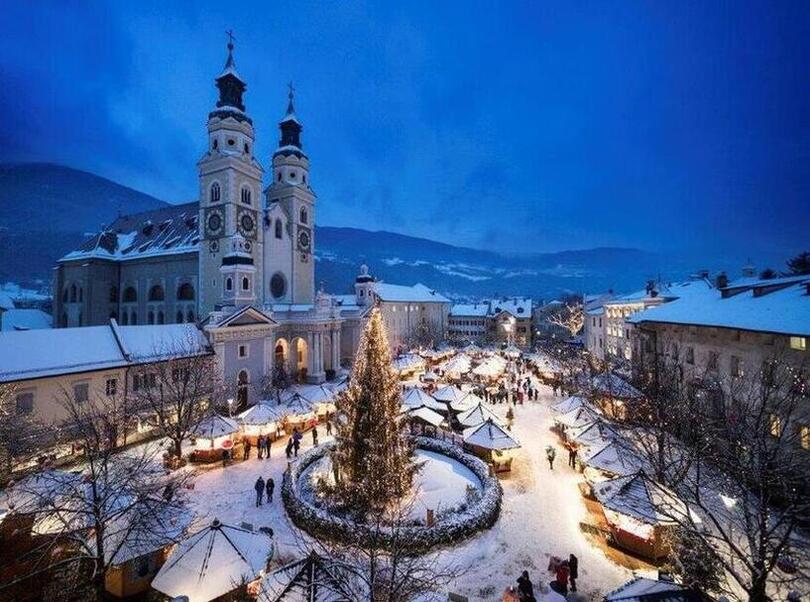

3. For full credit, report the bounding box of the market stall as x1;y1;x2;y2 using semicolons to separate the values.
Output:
190;415;241;463
401;386;446;412
278;393;318;432
463;418;521;472
456;401;505;429
238;402;288;443
432;384;470;413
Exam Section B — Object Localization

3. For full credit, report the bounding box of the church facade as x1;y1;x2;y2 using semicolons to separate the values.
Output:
53;40;367;397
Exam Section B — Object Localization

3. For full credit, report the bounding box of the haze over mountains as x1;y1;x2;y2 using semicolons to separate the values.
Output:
0;163;751;300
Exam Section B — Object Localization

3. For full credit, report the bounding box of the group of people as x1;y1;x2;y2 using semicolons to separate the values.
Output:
253;475;275;507
243;434;273;460
512;554;579;601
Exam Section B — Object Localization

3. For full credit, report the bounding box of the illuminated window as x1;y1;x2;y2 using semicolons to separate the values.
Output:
790;336;807;351
800;424;810;450
768;413;782;437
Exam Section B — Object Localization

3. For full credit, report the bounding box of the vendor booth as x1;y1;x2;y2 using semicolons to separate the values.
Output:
463;418;521;472
278;393;318;432
456;401;505;429
402;387;446;412
190;415;241;463
582;440;644;481
238;403;288;443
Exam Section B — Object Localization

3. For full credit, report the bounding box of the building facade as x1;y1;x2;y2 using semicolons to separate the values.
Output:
448;297;533;348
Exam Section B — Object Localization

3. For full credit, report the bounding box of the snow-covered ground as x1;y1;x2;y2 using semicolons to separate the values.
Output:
183;382;639;600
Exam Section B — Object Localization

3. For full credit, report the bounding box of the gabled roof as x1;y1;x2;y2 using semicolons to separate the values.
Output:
152;519;272;602
463;419;520;450
260;551;355;601
593;471;689;526
210;305;277;328
456;401;505;428
605;577;703;602
59;202;200;263
373;282;450;303
403;405;446;428
401;387;445;412
192;414;239;438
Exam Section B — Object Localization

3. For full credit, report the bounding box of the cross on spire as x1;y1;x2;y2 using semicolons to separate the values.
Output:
226;29;236;50
288;81;295;102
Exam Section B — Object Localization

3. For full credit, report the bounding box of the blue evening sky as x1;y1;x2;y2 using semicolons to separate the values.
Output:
0;1;807;258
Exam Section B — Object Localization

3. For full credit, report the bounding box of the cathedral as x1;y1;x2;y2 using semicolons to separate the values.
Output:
53;39;369;395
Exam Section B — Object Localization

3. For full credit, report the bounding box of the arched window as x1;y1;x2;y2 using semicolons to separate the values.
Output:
148;285;165;302
240;186;252;205
109;285;118;303
300;207;308;224
210;182;221;203
275;219;283;239
212;138;218;150
225;277;233;292
148;311;155;325
177;283;195;301
70;284;77;303
270;273;286;299
187;309;194;323
157;311;164;325
78;287;83;303
176;311;184;323
123;287;137;303
241;276;250;291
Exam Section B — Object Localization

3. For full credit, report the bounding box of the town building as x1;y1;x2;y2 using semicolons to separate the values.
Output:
629;274;810;450
448;297;532;348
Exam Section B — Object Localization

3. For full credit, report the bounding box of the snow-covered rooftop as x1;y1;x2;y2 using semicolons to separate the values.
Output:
374;282;450;303
450;296;533;318
259;551;355;601
463;419;521;450
152;519;273;602
604;577;696;602
0;308;52;331
629;277;810;336
0;322;212;383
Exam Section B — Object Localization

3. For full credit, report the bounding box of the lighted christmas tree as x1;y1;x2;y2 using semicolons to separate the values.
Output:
332;308;417;513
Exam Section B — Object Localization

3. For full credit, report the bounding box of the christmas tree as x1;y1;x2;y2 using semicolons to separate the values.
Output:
332;308;417;513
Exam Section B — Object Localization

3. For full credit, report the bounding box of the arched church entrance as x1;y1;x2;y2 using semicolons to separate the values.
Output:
292;337;308;382
274;338;289;372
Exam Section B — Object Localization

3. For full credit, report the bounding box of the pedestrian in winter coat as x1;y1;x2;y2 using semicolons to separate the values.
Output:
516;570;535;602
254;476;265;507
568;445;577;469
292;429;302;457
264;435;271;458
266;477;275;503
555;561;569;595
325;420;332;436
546;445;556;470
568;554;578;592
256;436;264;459
312;426;319;446
243;440;252;460
285;438;294;459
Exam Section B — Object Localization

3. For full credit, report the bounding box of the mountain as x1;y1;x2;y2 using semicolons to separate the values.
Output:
0;163;678;299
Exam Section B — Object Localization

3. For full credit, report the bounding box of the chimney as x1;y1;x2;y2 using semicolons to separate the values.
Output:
715;272;728;289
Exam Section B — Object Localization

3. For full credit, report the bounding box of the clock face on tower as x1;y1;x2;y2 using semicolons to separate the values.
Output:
237;208;257;239
205;208;224;238
297;227;311;252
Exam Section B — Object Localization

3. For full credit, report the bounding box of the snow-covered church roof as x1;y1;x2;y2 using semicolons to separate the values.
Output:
373;282;450;304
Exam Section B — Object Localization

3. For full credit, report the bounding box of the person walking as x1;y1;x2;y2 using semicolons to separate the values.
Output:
285;438;294;459
292;429;302;457
325;419;332;436
264;435;271;459
546;445;556;470
312;426;319;446
568;554;578;593
266;477;275;503
256;435;264;459
555;561;569;596
254;476;265;507
568;445;578;469
243;439;252;461
516;570;536;602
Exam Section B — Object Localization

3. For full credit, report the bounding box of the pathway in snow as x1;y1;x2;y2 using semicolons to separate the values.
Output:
184;384;639;600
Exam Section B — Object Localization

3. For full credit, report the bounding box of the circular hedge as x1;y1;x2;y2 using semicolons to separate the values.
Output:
282;436;503;554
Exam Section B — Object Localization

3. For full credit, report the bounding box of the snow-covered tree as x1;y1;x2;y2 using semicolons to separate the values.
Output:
332;308;418;513
0;382;43;481
546;301;584;338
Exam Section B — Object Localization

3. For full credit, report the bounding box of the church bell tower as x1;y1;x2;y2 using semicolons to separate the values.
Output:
263;85;316;305
198;34;264;316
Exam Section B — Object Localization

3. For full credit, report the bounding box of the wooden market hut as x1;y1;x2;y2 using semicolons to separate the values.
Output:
592;471;696;561
463;418;521;472
431;384;470;413
402;405;447;436
441;353;472;380
277;392;318;433
282;384;337;418
582;440;644;482
456;400;505;429
401;387;446;412
190;415;241;463
259;550;356;601
590;373;644;420
550;395;588;414
604;576;707;602
238;402;288;444
151;519;273;602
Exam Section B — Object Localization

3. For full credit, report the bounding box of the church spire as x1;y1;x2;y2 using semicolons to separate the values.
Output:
276;82;305;158
213;31;247;114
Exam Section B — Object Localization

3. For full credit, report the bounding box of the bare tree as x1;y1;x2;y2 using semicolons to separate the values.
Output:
634;353;810;601
546;301;584;338
0;383;44;481
297;496;468;601
1;385;193;601
129;337;220;463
